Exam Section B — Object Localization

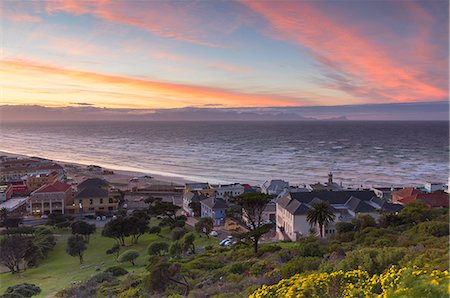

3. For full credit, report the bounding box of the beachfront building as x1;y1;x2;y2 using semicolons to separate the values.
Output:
213;183;245;201
27;171;59;192
261;179;289;195
29;181;73;215
200;197;228;225
131;184;185;206
276;190;403;241
0;184;13;202
71;178;118;215
392;188;449;208
0;157;64;183
371;186;403;202
424;182;447;193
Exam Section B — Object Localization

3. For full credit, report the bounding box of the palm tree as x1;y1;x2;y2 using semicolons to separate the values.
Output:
307;202;336;238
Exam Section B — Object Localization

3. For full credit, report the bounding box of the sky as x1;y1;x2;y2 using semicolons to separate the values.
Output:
1;0;448;109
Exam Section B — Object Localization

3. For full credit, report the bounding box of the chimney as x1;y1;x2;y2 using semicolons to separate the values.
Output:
328;172;333;184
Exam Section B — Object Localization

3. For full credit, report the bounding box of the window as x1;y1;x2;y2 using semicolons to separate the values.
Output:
99;207;104;210
89;199;93;205
79;199;82;204
100;198;103;204
108;207;113;211
109;198;113;203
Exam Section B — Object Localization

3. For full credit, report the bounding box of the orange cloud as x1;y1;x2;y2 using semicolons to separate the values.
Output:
43;0;238;47
0;59;302;108
242;1;448;102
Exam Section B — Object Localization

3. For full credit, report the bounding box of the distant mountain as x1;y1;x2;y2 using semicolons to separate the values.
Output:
0;101;448;122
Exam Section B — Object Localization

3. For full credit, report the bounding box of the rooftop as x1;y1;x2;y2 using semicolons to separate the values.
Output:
33;181;72;194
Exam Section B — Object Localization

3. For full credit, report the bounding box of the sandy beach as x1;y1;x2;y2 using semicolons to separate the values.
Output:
0;150;193;187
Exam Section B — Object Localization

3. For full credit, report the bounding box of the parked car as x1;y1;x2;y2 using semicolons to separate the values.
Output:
209;230;219;237
219;239;231;246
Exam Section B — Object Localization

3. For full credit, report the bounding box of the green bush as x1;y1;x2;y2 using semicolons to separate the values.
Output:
410;221;449;237
299;241;326;257
279;256;322;278
105;266;128;277
249;261;268;276
148;241;169;256
2;283;41;297
118;250;140;266
229;262;251;274
88;272;116;284
148;226;161;234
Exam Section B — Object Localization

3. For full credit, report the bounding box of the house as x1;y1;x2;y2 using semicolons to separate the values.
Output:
200;197;228;225
182;190;209;217
261;179;289;195
0;197;29;216
307;173;342;192
371;186;402;202
0;184;13;202
424;182;447;193
27;171;59;192
276;190;403;241
70;178;118;215
29;181;73;215
213;183;245;200
131;184;184;206
243;202;276;226
392;188;449;208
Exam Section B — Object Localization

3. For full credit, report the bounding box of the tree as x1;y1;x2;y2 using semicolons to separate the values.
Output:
25;227;56;267
169;241;183;258
0;207;7;226
106;243;121;260
231;193;275;253
307;202;336;238
171;227;186;241
102;217;130;246
188;201;201;217
127;216;149;244
148;241;169;256
182;233;196;254
0;235;30;273
146;256;189;295
118;250;139;266
66;235;87;264
352;214;376;230
149;226;161;235
195;217;214;238
146;197;180;224
71;220;96;242
0;208;23;229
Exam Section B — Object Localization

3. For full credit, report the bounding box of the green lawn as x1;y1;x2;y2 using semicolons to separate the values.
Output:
0;221;218;297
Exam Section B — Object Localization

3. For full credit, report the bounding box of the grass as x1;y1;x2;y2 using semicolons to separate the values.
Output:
0;220;218;297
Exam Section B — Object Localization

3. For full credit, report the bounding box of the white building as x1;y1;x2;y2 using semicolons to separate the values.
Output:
276;190;403;241
261;179;289;195
424;182;446;193
213;183;244;200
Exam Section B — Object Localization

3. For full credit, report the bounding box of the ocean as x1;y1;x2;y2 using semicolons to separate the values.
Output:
0;121;448;187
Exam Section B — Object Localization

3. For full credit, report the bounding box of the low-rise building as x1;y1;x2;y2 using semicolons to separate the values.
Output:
70;178;118;215
392;188;449;208
27;171;59;192
424;182;447;193
200;197;228;225
261;179;289;195
213;183;245;200
29;181;73;215
307;173;342;192
182;190;209;217
0;158;64;182
276;190;403;241
0;184;13;202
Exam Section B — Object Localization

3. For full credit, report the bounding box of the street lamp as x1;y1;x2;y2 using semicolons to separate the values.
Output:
79;202;83;219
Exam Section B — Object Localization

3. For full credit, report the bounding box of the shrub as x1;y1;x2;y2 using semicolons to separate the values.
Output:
250;261;268;276
118;250;140;266
279;256;322;278
256;244;281;256
299;241;326;257
352;214;376;230
105;266;128;277
336;222;355;234
88;272;116;284
2;283;41;297
205;245;214;251
171;227;186;241
410;221;449;237
148;226;161;234
229;262;250;274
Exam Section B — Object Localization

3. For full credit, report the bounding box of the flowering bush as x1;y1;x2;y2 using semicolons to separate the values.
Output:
249;266;449;298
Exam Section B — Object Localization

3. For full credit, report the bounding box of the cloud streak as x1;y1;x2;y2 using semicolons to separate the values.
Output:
242;1;448;103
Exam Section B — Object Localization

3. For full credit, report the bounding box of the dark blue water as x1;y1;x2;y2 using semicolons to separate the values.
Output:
0;121;448;186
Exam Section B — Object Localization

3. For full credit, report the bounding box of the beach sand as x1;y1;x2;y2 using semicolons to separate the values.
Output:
0;150;193;187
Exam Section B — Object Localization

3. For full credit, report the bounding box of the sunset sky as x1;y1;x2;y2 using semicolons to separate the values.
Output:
1;0;448;109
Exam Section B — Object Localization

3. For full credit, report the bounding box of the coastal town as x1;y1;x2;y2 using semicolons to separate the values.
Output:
1;154;448;242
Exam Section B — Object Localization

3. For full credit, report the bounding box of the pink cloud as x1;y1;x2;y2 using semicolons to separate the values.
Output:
242;1;448;103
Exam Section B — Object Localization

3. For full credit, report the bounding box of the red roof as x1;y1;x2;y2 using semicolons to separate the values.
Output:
417;193;449;208
33;181;71;194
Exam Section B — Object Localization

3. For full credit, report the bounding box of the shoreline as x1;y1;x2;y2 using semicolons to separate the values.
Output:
0;150;194;186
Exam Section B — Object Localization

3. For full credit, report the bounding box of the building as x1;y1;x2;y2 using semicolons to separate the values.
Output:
200;197;228;225
307;173;343;192
213;183;245;200
131;184;184;206
27;171;59;192
182;190;209;217
392;188;449;208
371;186;403;202
424;182;446;193
29;181;73;215
0;184;13;202
0;158;64;182
276;190;403;241
71;178;118;215
0;197;29;216
261;179;289;195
